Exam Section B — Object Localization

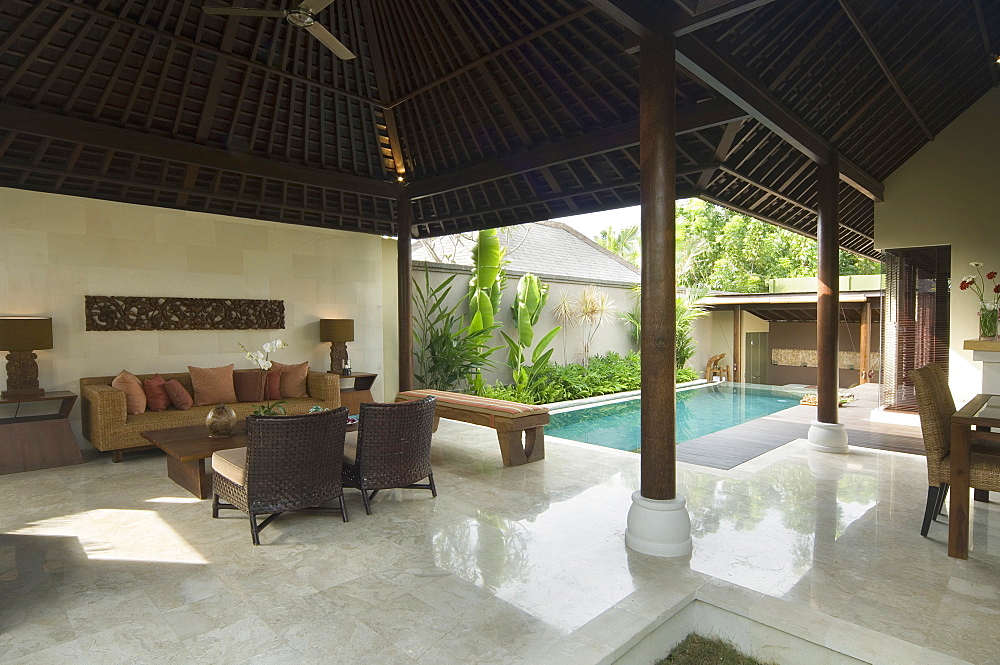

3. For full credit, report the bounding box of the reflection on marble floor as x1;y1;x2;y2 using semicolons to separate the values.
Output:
1;419;998;664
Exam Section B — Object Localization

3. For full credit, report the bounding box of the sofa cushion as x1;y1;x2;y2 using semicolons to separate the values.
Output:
212;447;246;486
265;368;282;400
164;379;194;410
142;374;170;412
188;364;237;406
112;370;147;415
233;369;266;403
271;361;308;398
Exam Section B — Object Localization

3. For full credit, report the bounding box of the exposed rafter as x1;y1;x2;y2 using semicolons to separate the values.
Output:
972;0;1000;88
838;0;933;140
674;34;884;201
0;104;398;199
407;99;746;198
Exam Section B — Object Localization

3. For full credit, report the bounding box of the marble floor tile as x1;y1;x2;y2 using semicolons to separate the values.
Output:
1;415;999;664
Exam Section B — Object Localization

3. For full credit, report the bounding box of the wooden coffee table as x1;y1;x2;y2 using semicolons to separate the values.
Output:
141;424;248;499
141;418;360;499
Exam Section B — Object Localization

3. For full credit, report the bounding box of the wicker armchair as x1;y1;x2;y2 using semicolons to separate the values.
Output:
909;363;1000;536
212;408;349;545
342;395;437;515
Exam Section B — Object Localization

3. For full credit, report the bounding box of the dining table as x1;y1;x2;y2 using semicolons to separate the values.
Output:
949;393;1000;558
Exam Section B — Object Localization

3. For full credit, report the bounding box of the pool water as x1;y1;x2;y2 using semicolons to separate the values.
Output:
546;383;803;453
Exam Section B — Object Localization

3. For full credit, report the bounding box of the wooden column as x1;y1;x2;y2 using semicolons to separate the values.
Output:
732;304;742;382
816;156;840;423
859;299;871;384
639;28;676;502
397;194;414;392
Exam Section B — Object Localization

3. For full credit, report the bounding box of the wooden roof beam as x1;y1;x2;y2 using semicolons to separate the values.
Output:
675;34;884;201
837;0;933;141
972;0;1000;88
407;98;746;199
0;104;398;199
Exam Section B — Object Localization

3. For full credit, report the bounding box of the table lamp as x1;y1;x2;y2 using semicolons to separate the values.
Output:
320;319;354;375
0;316;53;398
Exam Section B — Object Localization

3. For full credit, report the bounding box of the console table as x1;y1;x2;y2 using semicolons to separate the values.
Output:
0;391;84;474
337;372;377;415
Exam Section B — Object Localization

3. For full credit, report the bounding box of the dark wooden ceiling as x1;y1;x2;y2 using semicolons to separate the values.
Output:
1;0;997;258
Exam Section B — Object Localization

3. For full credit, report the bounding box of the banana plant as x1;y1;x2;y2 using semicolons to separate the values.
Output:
500;326;560;400
511;273;548;348
467;229;505;334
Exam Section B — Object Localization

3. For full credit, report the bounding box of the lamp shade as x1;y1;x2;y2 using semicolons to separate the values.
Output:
320;318;354;343
0;317;53;351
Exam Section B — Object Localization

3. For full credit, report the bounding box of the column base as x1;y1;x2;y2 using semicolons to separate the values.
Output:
625;491;692;557
807;420;849;453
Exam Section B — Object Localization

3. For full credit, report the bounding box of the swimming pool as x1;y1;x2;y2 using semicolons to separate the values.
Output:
546;383;804;453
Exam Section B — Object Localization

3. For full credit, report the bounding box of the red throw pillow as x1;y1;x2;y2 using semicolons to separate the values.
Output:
142;374;171;412
233;370;266;403
265;368;282;400
164;379;194;410
270;361;308;398
111;370;147;415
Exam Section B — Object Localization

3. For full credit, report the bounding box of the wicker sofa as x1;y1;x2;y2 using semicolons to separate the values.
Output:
80;370;341;461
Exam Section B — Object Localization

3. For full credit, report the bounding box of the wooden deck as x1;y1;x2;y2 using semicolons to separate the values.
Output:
678;383;924;470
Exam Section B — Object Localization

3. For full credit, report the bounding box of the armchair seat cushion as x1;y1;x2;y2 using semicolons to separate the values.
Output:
343;431;358;464
213;447;247;486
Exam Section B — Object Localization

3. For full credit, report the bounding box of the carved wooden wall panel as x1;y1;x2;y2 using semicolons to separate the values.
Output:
85;296;284;331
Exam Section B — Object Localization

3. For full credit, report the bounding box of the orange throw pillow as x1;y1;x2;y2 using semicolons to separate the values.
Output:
233;369;266;402
142;374;171;412
164;379;194;410
270;360;308;398
187;364;237;406
111;370;147;415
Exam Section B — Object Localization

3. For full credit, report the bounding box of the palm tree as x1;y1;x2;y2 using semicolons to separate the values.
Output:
595;225;640;266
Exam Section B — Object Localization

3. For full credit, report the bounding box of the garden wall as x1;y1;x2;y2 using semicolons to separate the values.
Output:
413;261;638;386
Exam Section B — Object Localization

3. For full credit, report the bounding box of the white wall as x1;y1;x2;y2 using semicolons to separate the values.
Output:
874;86;1000;405
0;188;387;446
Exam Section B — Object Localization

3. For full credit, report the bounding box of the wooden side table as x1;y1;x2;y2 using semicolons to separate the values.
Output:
336;372;377;415
0;391;84;474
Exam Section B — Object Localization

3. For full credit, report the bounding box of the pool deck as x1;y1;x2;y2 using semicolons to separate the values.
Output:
3;396;997;664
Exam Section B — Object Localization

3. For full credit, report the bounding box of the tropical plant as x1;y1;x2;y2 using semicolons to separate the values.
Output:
466;229;506;391
412;272;497;391
621;286;707;368
595;225;640;266
567;286;615;366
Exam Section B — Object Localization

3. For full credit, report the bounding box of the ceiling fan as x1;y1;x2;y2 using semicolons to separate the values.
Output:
203;0;356;60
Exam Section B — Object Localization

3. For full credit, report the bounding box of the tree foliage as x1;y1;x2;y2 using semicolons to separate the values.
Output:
595;225;641;266
675;200;881;292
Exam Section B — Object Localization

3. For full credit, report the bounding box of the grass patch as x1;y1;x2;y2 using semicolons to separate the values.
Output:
658;634;776;665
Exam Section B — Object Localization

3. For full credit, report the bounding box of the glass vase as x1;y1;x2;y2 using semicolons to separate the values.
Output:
206;403;238;438
979;301;998;340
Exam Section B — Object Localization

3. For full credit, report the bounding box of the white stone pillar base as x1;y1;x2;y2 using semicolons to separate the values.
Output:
625;491;692;557
807;420;849;453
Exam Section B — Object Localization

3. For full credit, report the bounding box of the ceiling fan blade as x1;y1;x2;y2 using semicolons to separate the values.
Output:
203;7;285;17
297;0;338;13
305;23;356;60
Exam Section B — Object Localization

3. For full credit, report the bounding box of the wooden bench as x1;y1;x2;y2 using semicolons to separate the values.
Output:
395;389;548;467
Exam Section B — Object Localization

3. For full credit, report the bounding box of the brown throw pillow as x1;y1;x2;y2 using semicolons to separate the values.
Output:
112;370;147;415
164;379;194;410
265;368;282;400
233;369;266;403
187;364;237;406
142;374;171;412
270;360;308;398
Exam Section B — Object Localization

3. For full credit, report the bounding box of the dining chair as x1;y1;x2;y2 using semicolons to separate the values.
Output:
909;363;1000;537
342;395;437;515
211;407;349;545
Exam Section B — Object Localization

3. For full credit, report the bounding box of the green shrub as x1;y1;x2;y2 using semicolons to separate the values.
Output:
473;352;701;404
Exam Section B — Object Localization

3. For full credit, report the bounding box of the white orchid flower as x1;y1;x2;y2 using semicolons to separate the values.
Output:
259;359;272;370
262;341;276;353
273;339;288;349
